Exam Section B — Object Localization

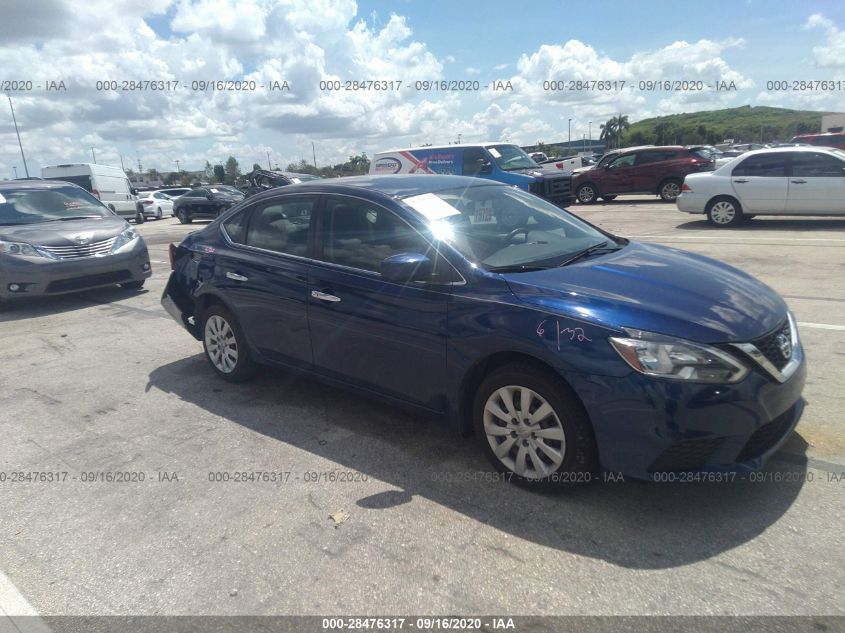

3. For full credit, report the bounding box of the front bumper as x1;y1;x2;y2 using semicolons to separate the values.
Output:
570;356;807;480
0;239;151;299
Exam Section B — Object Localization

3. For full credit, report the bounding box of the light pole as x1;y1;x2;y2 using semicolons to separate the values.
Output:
13;166;18;179
91;147;96;163
267;151;272;169
7;93;29;178
588;121;592;150
175;159;181;172
567;118;572;154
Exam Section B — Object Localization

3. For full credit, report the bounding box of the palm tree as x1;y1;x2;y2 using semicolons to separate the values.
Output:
600;118;616;149
615;115;630;146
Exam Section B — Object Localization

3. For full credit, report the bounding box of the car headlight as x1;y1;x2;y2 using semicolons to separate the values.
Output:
0;239;54;259
111;226;139;252
609;329;749;383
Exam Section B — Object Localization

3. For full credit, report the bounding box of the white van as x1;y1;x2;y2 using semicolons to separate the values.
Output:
42;163;139;221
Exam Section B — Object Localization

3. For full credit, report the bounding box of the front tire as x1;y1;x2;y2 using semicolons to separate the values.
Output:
658;178;682;202
121;280;145;290
601;195;617;202
473;363;598;487
176;208;192;224
155;207;163;220
202;305;256;382
576;183;598;204
706;196;744;227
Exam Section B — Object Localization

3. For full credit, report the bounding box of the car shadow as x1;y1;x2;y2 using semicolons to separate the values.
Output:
674;218;845;231
0;286;151;322
147;355;810;570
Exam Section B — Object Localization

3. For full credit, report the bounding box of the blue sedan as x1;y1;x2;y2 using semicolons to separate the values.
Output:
161;175;805;484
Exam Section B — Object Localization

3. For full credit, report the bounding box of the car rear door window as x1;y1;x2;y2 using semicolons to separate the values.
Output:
790;153;845;177
463;148;490;175
222;210;248;245
635;151;677;164
320;197;434;274
732;154;788;177
245;197;315;257
608;154;636;169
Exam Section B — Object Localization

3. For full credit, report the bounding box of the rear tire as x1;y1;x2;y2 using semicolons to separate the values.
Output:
706;196;744;227
576;183;598;204
473;362;598;487
155;207;163;220
135;209;145;224
201;304;256;382
658;178;682;202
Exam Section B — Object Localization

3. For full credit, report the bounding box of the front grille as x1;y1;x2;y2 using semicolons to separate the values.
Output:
40;236;118;259
542;175;574;199
46;270;131;293
647;436;727;473
751;319;792;371
736;406;795;462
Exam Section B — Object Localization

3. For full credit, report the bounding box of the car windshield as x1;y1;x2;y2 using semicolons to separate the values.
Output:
0;186;110;225
402;185;617;270
487;145;539;171
211;186;244;196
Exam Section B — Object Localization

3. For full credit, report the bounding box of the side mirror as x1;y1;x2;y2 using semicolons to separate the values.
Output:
380;252;433;283
206;192;214;200
130;187;138;195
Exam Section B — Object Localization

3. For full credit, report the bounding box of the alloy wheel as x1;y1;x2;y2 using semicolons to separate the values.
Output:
483;385;566;478
661;181;681;201
204;315;238;373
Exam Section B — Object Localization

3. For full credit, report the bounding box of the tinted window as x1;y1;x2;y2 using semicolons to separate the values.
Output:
608;154;636;169
0;186;109;225
463;148;490;175
321;197;435;274
246;197;315;256
732;154;787;177
791;153;845;177
45;175;93;191
184;189;206;197
636;151;678;164
222;210;248;244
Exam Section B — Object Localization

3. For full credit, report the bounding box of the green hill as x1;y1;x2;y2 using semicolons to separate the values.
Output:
623;106;831;146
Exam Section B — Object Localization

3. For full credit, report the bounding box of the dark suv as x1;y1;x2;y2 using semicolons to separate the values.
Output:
573;146;715;204
173;186;245;224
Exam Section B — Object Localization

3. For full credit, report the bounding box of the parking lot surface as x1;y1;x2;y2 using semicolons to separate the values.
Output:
1;198;843;617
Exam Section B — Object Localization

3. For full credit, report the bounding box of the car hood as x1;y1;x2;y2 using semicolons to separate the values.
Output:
504;241;787;343
0;216;128;247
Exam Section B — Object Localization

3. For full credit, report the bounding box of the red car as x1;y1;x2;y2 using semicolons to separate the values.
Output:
573;146;715;204
788;132;845;150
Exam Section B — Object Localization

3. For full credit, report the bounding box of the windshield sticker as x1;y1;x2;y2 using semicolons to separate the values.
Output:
473;201;494;223
63;200;83;209
290;178;301;184
210;188;219;193
403;193;462;221
487;147;502;158
0;193;6;204
537;318;592;351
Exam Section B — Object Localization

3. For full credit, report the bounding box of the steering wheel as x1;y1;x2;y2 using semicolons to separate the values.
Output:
507;227;530;243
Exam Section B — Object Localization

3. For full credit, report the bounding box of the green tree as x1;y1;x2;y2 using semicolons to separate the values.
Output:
179;172;192;186
252;163;262;171
204;161;214;181
224;156;240;185
164;172;179;185
213;164;225;183
147;168;158;181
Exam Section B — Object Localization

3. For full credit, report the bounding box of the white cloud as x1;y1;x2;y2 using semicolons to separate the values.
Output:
805;13;845;68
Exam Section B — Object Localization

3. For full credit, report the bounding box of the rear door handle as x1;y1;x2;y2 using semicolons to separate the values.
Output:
790;179;807;184
311;290;341;303
733;179;748;183
226;272;248;282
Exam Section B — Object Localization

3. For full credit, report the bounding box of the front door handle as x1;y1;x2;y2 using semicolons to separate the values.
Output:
311;290;341;303
226;272;248;282
733;179;749;183
791;179;807;184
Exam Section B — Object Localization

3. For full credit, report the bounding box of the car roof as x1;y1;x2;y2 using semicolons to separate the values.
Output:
0;179;84;191
245;174;504;204
379;142;519;152
733;146;843;156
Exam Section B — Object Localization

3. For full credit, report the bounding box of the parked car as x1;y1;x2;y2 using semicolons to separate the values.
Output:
788;132;845;150
0;180;151;305
172;186;245;224
371;143;575;205
239;170;321;199
157;187;192;199
162;175;805;485
42;163;140;222
573;145;715;204
136;191;174;220
677;146;845;227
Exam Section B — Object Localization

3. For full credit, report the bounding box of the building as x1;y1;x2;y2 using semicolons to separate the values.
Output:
821;114;845;133
521;139;606;156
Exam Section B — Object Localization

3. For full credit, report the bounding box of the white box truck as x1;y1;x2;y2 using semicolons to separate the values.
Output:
42;163;141;222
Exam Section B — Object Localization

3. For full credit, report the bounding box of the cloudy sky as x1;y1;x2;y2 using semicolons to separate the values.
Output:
1;0;843;178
